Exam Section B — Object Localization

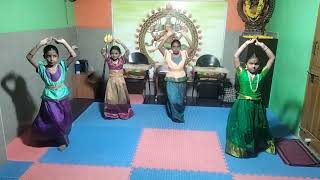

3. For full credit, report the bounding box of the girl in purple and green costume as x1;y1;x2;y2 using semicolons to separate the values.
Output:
26;37;76;151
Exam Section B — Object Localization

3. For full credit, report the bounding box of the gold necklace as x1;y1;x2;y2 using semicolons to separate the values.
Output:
48;64;58;74
247;71;259;92
111;59;119;65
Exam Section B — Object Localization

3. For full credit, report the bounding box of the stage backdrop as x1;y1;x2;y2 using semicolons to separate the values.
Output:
112;0;227;64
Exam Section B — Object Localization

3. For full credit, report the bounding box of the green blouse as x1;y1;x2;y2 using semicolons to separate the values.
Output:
37;60;69;100
237;66;269;100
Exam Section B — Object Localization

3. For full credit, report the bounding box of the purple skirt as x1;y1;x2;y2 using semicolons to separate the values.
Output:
32;97;72;146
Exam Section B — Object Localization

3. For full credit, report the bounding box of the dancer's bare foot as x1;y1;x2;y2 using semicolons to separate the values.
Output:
58;144;67;152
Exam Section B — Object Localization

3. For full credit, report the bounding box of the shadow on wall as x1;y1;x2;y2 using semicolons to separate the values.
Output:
1;72;37;138
278;100;302;135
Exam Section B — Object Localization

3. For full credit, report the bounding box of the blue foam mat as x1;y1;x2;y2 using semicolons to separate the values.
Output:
40;126;142;167
130;168;233;180
0;161;32;179
1;103;319;179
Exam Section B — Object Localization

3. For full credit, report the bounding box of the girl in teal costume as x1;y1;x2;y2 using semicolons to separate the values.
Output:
158;31;194;123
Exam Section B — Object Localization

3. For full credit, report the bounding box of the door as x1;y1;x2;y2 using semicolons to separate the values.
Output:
300;7;320;155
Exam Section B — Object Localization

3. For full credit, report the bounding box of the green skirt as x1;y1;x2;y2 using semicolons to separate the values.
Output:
225;99;276;158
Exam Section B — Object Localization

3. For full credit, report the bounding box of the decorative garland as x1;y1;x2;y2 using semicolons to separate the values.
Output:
244;0;265;19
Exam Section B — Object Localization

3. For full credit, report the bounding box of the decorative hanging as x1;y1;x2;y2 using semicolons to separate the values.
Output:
237;0;275;35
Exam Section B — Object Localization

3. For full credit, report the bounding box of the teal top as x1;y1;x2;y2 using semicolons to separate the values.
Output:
37;60;69;100
237;66;269;100
172;55;182;65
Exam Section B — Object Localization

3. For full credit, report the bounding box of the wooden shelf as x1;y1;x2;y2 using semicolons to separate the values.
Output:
70;73;96;99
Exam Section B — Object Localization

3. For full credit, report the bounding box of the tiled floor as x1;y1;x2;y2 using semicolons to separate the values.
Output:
0;100;319;180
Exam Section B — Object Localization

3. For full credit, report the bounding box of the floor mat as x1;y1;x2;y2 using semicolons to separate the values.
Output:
277;139;320;167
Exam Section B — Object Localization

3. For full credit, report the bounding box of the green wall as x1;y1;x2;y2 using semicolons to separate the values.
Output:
0;0;75;33
267;0;320;134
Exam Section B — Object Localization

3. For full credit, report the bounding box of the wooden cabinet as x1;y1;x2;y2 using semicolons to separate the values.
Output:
70;73;96;99
300;74;320;154
300;7;320;155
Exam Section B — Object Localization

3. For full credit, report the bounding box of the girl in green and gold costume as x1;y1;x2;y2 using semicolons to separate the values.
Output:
225;39;276;158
